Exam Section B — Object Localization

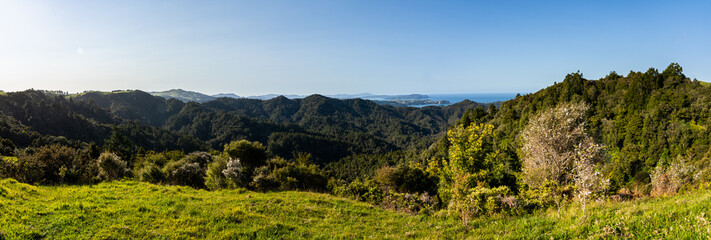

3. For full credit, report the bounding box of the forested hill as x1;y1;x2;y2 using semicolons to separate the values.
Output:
0;89;486;167
445;63;711;192
71;91;487;148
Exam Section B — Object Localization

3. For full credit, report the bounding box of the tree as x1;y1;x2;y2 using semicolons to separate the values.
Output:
521;102;589;188
104;129;135;164
223;140;267;170
521;102;607;213
573;138;608;215
440;123;514;222
205;156;236;190
97;152;129;181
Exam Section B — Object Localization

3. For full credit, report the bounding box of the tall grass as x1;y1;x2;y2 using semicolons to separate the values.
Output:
2;178;711;239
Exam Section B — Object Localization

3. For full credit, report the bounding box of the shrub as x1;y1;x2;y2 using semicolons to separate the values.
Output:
250;166;279;191
270;161;328;192
134;152;170;170
163;151;217;189
375;165;437;194
0;137;16;156
651;155;695;197
1;145;98;184
138;163;165;184
381;191;440;214
453;186;516;221
0;156;44;184
183;151;213;167
223;158;244;184
205;156;237;190
166;162;205;189
334;179;383;205
98;152;130;181
224;140;267;170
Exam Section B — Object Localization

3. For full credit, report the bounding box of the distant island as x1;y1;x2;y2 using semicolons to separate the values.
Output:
372;99;450;107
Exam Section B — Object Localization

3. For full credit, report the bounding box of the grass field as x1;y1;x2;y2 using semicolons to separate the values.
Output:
2;179;711;239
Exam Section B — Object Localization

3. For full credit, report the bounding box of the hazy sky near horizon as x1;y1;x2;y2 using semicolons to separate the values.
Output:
1;1;710;96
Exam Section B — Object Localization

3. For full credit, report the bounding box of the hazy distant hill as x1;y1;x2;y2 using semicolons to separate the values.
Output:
246;94;305;100
211;93;241;99
149;89;459;107
150;89;216;103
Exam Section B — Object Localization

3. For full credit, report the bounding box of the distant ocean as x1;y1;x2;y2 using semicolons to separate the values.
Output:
426;93;521;105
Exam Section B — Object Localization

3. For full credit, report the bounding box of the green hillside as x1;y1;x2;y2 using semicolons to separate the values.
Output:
2;179;711;239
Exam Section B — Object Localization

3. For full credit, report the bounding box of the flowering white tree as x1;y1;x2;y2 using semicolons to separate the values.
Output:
573;138;609;215
522;102;608;213
222;157;244;184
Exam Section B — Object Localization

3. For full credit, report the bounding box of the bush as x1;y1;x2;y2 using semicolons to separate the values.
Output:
183;151;213;167
138;163;165;184
0;145;98;184
270;161;328;192
98;152;130;181
0;156;44;184
0;137;16;156
223;158;244;184
381;191;440;214
250;166;279;191
224;140;266;170
166;162;205;189
205;156;236;190
334;179;383;205
375;165;438;194
163;151;216;189
452;186;517;221
651;155;695;197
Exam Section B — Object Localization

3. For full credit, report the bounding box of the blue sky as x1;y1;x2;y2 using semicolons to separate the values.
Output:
1;0;709;95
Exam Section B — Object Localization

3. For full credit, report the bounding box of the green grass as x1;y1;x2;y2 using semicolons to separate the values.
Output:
2;179;711;239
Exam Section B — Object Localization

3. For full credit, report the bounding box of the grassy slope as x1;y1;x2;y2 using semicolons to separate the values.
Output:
2;179;711;239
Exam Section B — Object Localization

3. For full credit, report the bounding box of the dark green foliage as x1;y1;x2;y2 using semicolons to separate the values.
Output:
163;152;212;189
224;140;267;170
97;152;129;181
182;151;213;167
0;144;97;184
0;137;16;156
0;90;111;144
167;162;205;189
0;88;484;191
267;132;394;165
250;166;279;191
104;129;135;164
137;163;165;184
205;156;238;190
0;156;44;184
72;90;171;126
374;165;438;194
268;157;329;192
110;123;204;156
325;152;406;182
333;179;384;205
